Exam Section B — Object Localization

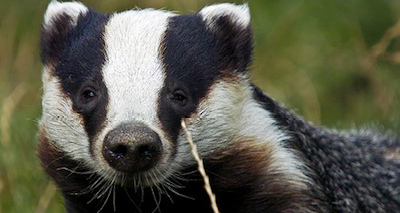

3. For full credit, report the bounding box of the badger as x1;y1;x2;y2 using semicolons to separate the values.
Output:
37;1;400;212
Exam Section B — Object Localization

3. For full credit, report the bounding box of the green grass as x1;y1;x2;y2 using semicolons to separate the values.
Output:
0;0;399;212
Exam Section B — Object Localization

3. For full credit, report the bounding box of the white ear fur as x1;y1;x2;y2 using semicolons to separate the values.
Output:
43;1;88;29
198;3;251;28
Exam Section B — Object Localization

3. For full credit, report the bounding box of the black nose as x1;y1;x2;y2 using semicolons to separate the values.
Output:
102;122;162;173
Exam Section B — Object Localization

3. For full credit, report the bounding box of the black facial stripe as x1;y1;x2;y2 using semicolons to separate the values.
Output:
53;10;110;150
158;13;252;141
159;14;218;142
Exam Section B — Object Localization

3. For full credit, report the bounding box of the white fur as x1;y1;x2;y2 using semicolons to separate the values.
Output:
199;3;251;29
43;1;88;30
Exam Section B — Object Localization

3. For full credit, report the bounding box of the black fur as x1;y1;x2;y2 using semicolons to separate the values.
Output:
158;13;252;142
253;86;400;212
40;10;110;154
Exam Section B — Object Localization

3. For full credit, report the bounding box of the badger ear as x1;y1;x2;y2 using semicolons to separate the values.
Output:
40;1;88;66
198;3;253;72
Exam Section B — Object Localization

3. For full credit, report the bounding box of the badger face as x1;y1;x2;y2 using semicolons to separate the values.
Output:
39;1;253;188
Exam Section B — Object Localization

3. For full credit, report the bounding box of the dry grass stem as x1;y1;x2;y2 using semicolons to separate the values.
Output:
0;176;3;194
181;119;220;213
34;182;56;213
361;18;400;70
1;83;26;146
385;52;400;64
357;18;400;112
0;83;26;203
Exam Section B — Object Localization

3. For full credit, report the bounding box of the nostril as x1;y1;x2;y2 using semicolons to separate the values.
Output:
142;150;153;159
104;144;126;163
137;144;159;161
110;144;128;157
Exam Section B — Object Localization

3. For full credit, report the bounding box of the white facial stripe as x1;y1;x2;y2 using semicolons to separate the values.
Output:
96;9;176;167
102;9;174;124
40;68;92;163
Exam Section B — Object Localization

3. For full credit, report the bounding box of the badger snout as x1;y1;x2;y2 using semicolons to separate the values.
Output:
102;122;163;173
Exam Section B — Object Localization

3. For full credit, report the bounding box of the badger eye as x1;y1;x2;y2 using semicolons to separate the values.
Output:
171;90;187;105
80;88;97;103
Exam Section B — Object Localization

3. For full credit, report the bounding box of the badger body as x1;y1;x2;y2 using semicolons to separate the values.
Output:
38;2;400;213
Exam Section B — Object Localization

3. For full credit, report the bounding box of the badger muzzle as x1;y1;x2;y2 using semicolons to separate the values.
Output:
102;122;163;173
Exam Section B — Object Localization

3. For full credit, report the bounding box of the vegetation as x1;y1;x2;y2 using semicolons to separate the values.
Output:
0;0;399;212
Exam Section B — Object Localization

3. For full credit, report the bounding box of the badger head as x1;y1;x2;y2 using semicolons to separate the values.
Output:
38;1;266;191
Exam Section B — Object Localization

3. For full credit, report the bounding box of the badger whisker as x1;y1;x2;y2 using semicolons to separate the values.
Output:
160;183;173;203
89;171;108;191
90;169;115;201
155;171;177;202
162;180;194;201
133;175;139;193
87;179;107;203
120;173;126;188
56;166;93;176
43;148;86;168
112;174;117;212
123;186;142;212
94;181;110;200
150;172;168;205
149;185;161;213
140;180;145;203
163;175;185;190
97;178;114;213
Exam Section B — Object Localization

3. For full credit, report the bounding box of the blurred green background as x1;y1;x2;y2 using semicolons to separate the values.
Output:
0;0;399;212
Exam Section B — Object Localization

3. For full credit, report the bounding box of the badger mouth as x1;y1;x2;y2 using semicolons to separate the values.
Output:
93;159;176;190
